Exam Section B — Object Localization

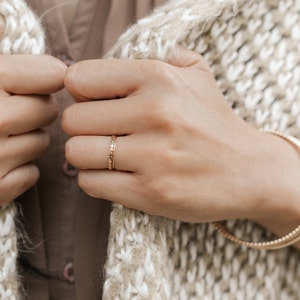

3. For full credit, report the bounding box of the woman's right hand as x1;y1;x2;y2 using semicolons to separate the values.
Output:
0;54;66;205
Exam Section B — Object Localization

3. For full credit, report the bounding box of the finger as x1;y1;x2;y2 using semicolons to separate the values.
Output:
0;95;58;135
167;46;211;72
0;163;39;205
0;130;50;178
78;170;144;210
64;58;172;101
0;55;66;95
65;135;141;172
62;97;143;136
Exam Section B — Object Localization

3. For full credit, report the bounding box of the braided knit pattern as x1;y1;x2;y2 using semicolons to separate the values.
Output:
0;0;44;299
104;0;300;299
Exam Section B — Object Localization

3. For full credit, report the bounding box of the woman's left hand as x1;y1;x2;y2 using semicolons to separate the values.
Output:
62;48;300;226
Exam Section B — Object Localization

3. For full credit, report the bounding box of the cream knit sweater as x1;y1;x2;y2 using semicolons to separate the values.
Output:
0;0;299;299
0;1;44;299
103;1;300;299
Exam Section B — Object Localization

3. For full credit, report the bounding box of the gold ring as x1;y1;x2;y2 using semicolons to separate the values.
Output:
108;135;117;170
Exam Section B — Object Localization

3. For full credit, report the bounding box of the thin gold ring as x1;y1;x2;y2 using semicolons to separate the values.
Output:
107;135;117;170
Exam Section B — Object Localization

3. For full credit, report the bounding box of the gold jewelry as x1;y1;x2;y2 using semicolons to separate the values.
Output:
213;222;300;250
108;135;117;170
214;129;300;250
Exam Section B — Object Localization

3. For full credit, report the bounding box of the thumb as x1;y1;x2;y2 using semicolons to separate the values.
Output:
166;45;211;72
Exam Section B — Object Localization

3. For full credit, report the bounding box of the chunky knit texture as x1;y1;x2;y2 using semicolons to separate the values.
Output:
0;0;44;299
103;0;300;299
0;0;299;299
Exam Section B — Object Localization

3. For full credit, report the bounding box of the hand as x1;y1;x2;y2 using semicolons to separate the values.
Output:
63;48;300;229
0;54;66;205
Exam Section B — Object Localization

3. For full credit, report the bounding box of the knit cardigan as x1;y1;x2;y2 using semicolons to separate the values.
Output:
0;1;45;299
0;0;299;299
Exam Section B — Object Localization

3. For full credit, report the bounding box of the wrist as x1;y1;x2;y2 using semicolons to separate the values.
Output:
248;129;300;248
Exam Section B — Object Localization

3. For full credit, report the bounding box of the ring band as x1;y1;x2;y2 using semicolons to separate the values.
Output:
108;135;117;170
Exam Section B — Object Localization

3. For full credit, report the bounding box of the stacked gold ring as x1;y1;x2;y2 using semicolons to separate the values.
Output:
107;135;117;170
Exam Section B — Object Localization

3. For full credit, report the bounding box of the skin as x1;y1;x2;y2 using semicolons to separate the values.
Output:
0;16;66;205
62;47;300;248
0;9;297;249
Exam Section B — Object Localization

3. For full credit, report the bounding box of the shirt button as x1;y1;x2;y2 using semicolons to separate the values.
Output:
63;160;78;177
63;262;75;283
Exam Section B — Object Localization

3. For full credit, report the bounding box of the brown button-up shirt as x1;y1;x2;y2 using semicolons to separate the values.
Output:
17;1;165;299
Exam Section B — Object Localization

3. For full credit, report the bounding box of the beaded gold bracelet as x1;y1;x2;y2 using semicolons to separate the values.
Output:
213;222;300;250
213;129;300;250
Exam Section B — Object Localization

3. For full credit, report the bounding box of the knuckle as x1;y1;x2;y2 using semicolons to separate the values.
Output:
138;60;179;89
157;63;177;83
152;61;182;91
145;60;174;81
146;178;173;205
144;100;177;131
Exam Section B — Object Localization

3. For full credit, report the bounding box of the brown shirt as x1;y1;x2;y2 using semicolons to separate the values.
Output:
17;1;165;299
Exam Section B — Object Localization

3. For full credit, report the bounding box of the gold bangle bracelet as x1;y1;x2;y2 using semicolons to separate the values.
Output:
213;222;300;250
213;129;300;250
